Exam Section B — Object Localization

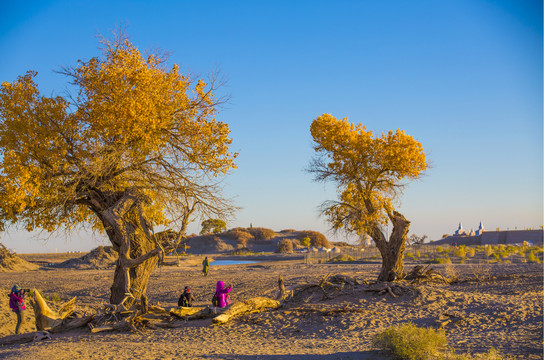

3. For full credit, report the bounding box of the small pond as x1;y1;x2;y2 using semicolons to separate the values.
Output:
210;260;259;266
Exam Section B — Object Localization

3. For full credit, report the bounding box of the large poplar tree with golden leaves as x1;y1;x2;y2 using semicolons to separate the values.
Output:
0;32;237;305
309;114;428;281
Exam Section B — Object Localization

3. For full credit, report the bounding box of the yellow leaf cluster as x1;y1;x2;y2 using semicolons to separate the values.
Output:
310;114;428;234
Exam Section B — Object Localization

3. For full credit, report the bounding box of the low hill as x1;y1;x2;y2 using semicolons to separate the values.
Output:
181;228;332;254
0;243;38;272
54;246;118;269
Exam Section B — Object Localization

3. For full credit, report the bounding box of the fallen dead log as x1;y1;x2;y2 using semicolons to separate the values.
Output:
29;289;77;331
49;315;94;333
0;331;51;346
213;297;280;324
169;306;205;318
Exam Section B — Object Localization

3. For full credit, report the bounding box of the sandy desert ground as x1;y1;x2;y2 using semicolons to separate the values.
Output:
0;253;542;360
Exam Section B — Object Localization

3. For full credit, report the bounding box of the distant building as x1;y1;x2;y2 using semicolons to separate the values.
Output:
433;222;542;246
454;223;467;236
475;221;484;236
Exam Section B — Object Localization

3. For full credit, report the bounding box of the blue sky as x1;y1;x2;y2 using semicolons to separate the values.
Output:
1;0;542;253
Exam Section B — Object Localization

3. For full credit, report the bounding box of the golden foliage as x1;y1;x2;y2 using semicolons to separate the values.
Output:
0;33;237;233
309;114;427;235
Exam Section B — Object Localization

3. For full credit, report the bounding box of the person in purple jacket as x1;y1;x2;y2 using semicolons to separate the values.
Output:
8;285;27;334
214;281;232;308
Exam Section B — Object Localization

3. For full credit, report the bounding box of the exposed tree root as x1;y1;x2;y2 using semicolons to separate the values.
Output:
404;265;450;285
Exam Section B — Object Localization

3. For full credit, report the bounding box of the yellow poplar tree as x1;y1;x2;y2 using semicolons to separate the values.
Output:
309;114;428;281
0;32;237;304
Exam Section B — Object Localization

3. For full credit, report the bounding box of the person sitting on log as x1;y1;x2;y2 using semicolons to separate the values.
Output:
178;286;196;307
214;281;232;308
8;285;28;334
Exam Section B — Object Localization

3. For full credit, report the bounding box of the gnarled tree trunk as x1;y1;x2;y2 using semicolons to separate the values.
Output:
86;190;162;306
371;210;411;282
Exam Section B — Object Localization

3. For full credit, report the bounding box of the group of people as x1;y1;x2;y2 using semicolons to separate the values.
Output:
177;257;232;309
8;257;232;335
178;280;232;308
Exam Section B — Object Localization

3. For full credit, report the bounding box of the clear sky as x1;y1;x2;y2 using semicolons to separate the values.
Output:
0;0;542;253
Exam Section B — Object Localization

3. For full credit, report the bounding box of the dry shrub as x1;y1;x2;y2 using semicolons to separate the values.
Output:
297;231;330;248
280;229;296;233
247;227;276;241
373;323;512;360
373;322;449;360
276;239;294;254
329;254;355;262
223;229;255;244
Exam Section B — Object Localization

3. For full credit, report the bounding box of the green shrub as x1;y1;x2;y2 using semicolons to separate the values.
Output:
436;257;452;264
484;245;493;257
373;323;449;360
466;247;476;257
437;246;444;253
527;250;540;263
301;236;311;247
329;254;355;262
453;246;466;258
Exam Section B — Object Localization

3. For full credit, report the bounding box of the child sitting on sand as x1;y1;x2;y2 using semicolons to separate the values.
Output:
8;285;27;334
178;286;196;307
214;281;232;308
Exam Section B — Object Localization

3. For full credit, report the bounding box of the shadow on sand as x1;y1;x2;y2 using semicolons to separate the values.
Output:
200;351;388;360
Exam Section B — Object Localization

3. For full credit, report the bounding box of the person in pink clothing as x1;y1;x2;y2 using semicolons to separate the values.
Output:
214;281;232;308
8;285;27;334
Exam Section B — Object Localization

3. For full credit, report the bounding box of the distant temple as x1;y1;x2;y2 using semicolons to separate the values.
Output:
454;221;484;236
475;221;484;236
434;221;543;246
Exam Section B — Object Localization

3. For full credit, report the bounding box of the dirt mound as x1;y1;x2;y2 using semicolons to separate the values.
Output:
55;246;118;269
0;243;38;272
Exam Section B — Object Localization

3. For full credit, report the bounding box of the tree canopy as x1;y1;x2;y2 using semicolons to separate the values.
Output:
200;219;227;234
309;113;428;280
0;33;237;234
0;32;238;303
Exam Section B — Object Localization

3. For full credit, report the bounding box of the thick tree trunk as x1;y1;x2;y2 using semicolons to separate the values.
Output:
109;233;159;305
98;191;162;306
372;210;411;282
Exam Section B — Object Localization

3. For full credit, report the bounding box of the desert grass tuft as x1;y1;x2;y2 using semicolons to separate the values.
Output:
373;322;449;360
374;323;515;359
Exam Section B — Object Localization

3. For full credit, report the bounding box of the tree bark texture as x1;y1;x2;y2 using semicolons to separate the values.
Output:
371;210;411;282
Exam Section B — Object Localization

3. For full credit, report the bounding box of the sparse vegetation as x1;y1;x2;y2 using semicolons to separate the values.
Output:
247;227;276;241
301;236;312;248
329;254;355;262
373;322;449;360
276;239;294;254
373;323;514;360
527;250;540;263
297;230;330;248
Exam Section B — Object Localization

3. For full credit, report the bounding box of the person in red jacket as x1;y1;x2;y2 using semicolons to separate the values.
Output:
8;285;26;334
